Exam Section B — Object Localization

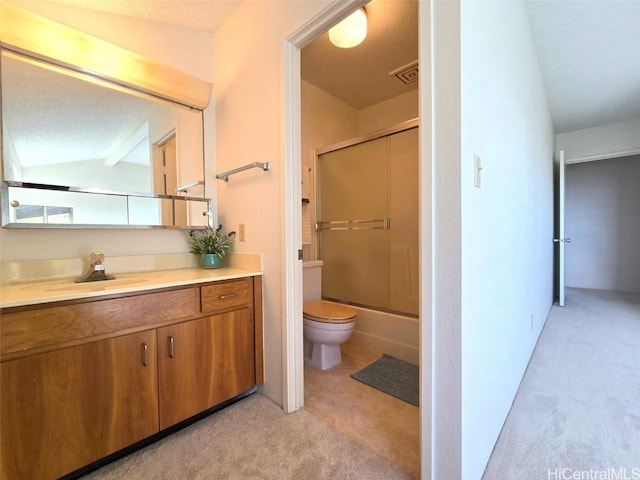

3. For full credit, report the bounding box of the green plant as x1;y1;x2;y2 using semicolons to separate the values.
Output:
188;225;236;256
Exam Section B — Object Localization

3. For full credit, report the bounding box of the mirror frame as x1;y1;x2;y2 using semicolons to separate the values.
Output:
0;3;213;229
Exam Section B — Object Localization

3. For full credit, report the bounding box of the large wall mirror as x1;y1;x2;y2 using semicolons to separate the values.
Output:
0;4;212;229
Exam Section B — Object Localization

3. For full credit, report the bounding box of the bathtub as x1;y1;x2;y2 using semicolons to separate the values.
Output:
345;304;419;366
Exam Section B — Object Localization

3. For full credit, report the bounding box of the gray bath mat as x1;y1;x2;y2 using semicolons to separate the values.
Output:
351;354;419;406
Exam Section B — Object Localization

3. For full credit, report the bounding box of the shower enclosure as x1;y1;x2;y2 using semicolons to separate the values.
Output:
317;120;419;317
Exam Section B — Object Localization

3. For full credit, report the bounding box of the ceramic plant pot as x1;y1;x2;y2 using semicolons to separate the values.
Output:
200;253;222;269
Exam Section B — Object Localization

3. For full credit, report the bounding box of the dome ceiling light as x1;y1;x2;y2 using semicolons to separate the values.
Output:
328;8;367;49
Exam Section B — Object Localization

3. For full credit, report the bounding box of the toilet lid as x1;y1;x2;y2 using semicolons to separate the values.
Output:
303;300;357;324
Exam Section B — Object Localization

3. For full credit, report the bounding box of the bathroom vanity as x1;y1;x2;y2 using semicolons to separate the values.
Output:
0;6;264;478
0;269;263;480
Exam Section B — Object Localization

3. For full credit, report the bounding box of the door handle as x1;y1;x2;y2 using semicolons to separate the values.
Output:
169;336;175;358
142;343;149;367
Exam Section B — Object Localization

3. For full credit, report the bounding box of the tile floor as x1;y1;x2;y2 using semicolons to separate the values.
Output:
303;342;420;479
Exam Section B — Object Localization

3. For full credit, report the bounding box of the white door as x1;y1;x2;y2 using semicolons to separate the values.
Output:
555;150;569;306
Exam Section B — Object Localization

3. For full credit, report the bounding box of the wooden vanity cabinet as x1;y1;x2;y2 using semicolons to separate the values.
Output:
0;275;263;480
0;330;159;480
158;277;256;429
158;308;254;428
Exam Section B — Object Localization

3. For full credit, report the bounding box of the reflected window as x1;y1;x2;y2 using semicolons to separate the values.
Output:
15;205;73;224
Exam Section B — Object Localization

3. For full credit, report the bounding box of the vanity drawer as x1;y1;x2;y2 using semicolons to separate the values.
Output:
1;287;200;357
201;278;252;313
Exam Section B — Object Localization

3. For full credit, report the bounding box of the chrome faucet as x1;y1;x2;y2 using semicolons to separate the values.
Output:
75;251;115;283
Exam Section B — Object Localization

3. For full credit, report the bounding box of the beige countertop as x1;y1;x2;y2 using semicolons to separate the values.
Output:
0;267;262;309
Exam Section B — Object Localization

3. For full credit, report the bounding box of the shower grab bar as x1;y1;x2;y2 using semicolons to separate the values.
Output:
315;218;390;231
216;162;270;182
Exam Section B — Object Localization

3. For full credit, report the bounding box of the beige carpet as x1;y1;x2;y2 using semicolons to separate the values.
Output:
82;393;412;480
483;287;640;479
304;342;420;478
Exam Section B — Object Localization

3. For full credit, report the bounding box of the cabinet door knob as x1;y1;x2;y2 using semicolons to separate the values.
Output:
142;343;149;367
169;336;175;358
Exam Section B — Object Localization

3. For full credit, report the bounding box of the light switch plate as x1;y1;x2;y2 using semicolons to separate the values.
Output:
473;154;482;188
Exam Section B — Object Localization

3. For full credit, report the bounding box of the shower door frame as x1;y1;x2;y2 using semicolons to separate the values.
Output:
314;118;420;315
315;118;419;156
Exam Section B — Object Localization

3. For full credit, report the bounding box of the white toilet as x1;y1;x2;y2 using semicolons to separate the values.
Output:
303;261;357;370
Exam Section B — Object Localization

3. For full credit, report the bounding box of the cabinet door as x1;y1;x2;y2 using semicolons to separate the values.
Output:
0;331;159;480
158;309;255;429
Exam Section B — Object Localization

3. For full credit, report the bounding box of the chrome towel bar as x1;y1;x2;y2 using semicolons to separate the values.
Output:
216;162;270;182
315;218;390;231
176;180;204;192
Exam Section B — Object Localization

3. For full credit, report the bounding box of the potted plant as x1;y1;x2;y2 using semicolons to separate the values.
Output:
188;225;236;268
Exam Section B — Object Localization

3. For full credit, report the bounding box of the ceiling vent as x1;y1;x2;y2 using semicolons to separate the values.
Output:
389;60;419;85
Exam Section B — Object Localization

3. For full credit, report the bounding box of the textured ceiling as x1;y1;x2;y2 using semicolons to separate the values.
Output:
301;0;419;110
25;0;243;32
527;0;640;133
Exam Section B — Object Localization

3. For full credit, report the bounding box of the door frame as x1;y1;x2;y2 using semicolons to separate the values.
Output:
555;149;566;306
282;0;369;414
281;0;457;477
554;149;638;304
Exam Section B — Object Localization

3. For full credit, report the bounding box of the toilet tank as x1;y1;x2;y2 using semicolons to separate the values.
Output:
303;260;323;302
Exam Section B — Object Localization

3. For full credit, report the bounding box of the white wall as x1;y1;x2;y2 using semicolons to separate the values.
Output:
24;160;151;192
556;118;640;163
213;0;336;406
358;89;418;134
565;155;640;293
429;0;461;477
460;1;555;478
302;80;359;152
0;3;214;261
302;81;418;151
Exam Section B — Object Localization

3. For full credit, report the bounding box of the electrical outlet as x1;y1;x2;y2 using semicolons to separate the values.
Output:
530;314;534;330
239;223;245;242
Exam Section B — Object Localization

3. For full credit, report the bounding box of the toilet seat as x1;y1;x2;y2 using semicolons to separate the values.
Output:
303;300;357;324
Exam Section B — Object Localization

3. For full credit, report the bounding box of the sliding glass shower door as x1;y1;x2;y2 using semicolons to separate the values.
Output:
318;126;418;316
